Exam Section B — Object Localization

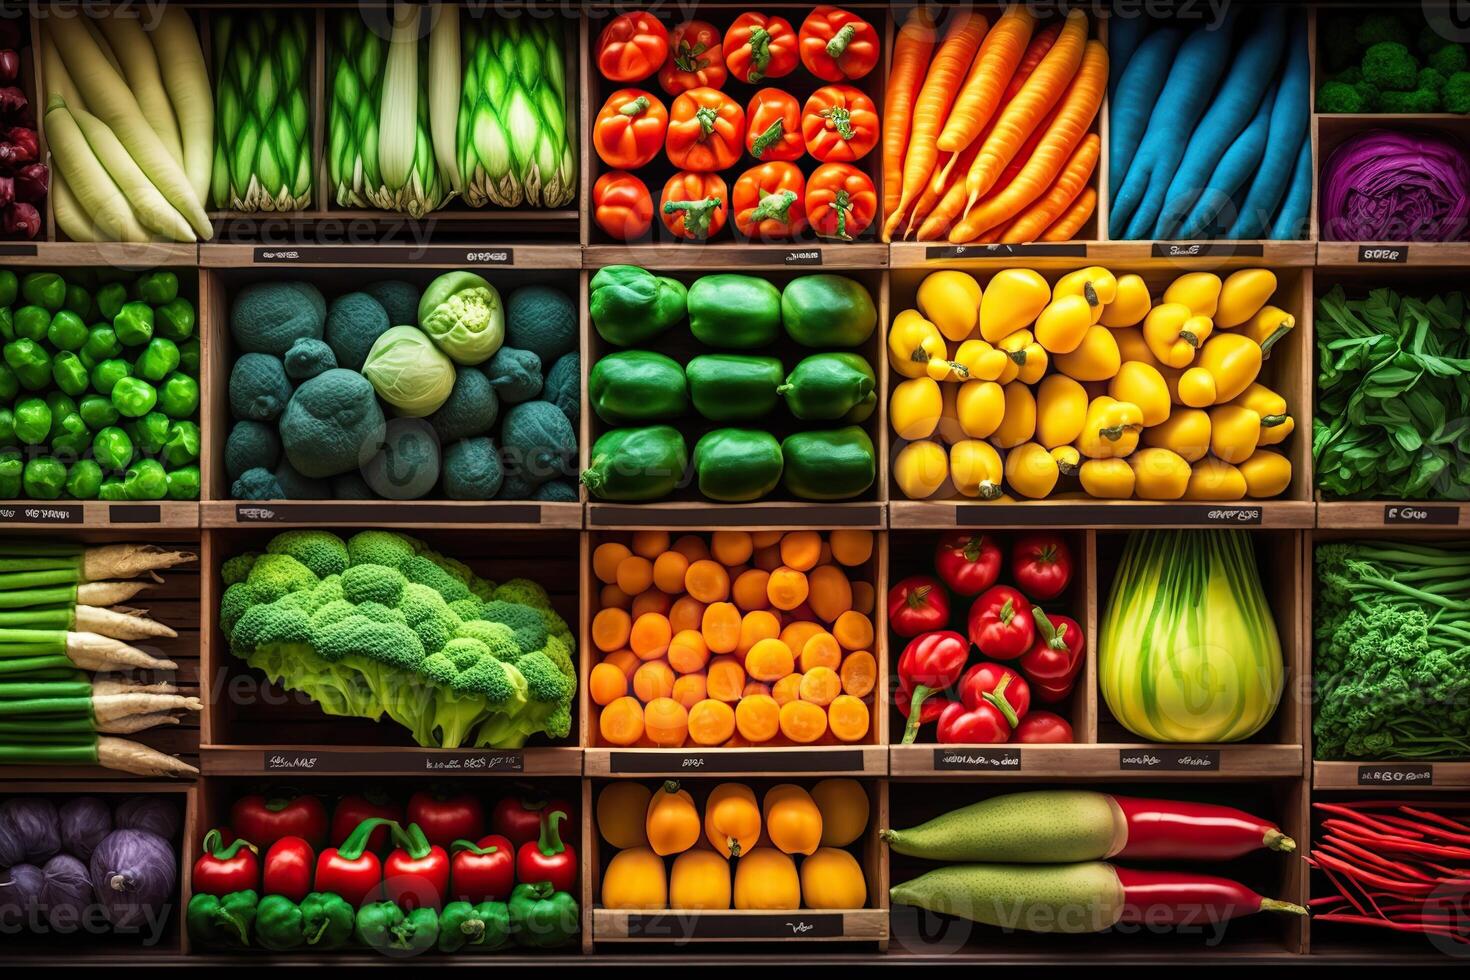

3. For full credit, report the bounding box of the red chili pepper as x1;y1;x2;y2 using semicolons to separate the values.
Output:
407;789;484;849
897;629;969;691
1113;865;1307;924
1017;607;1084;702
384;822;451;912
450;834;515;903
330;790;403;854
887;575;950;638
230;793;328;850
315;817;394;908
958;662;1031;719
491;794;577;849
192;828;259;896
1111;796;1296;859
968;585;1034;660
262;836;315;902
1012;710;1074;743
933;671;1023;744
1011;533;1074;600
934;532;1003;596
515;811;577;894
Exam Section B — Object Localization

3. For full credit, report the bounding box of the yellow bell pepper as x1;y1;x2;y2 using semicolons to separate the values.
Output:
1109;360;1171;427
888;309;948;379
799;847;867;910
1209;404;1261;464
999;329;1048;384
763;784;823;856
1196;333;1262;403
956;379;1005;439
1238;448;1292;498
992;381;1037;448
1076;396;1143;459
1053;266;1118;323
1051;444;1081;476
602;847;669;909
1162;272;1222;318
1036;374;1088;449
1241;304;1295;357
1162;365;1217;408
1005;441;1059;499
1230;382;1294;446
950;440;1003;499
1099;273;1152;328
1113;326;1160;367
670;849;732;910
891;378;943;440
950;339;1010;382
1143;302;1213;368
647;780;701;856
1054;324;1122;382
938;382;965;444
917;270;983;342
979;268;1050;343
1143;407;1211;462
1183;459;1247;500
705;783;762;858
1215;268;1277;328
733;847;800;910
894;440;949;499
1034;294;1094;355
1129;447;1191;499
1079;458;1135;498
597;782;653;850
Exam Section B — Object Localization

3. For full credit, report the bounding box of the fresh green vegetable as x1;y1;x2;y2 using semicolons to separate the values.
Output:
418;272;505;366
589;351;688;424
582;426;688;502
278;369;386;479
505;285;577;365
781;427;875;500
780;275;878;348
684;354;784;422
442;436;504;500
299;892;355;950
230;281;327;357
589;266;688;346
187;890;258;948
438;900;510;952
694;429;783;503
355;901;439;955
135;338;180;382
255;895;307;951
362;326;457;418
507;882;578;948
23;457;67;499
110;377;158;418
687;274;782;349
500;401;576;488
778;353;877;422
93;427;135;472
113;302;154;347
484;348;542;403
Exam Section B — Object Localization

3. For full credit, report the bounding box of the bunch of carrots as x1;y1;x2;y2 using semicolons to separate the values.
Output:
882;8;1106;245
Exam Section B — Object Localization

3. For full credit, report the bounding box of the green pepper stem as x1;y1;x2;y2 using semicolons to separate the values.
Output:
451;837;499;856
745;27;772;81
617;95;650;117
901;684;933;745
538;810;567;857
392;821;435;860
338;817;400;861
203;827;257;861
662;197;722;240
828;188;854;241
673;40;710;73
981;673;1020;729
822;106;855;141
825;24;856;59
748;189;797;223
1031;605;1068;651
694;104;718;137
750;118;785;158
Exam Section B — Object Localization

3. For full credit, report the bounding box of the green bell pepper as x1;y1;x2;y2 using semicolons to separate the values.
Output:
588;350;688;424
91;357;131;395
23;456;67;499
64;283;94;320
508;882;578;948
687;274;782;349
780;274;878;348
111;376;158;417
781;426;875;500
187;890;258;948
158;372;199;418
684;354;784;422
51;352;90;397
113;301;154;347
163;419;200;466
355;901;439;956
128;411;170;454
166;464;201;500
97;282;128;321
65;459;103;499
135;337;180;382
777;353;877;422
438;900;510;953
21;272;65;311
0;270;16;307
0;451;20;496
124;458;168;500
255;895;307;951
14;305;50;341
299;892;354;950
50;412;90;459
135;271;178;305
13;397;50;445
79;394;120;430
5;339;52;390
694;428;784;502
155;297;196;341
47;310;88;351
93;426;135;471
589;265;688;346
581;426;688;502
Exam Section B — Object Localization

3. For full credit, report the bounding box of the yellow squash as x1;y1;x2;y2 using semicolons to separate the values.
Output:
937;383;965;444
669;849;732;910
1076;396;1142;459
602;847;668;909
1215;268;1276;328
1209;404;1261;464
956;379;1005;438
917;270;982;342
1128;447;1191;499
1162;272;1222;318
950;339;1009;381
1109;361;1170;427
999;329;1048;383
1036;374;1088;449
1143;407;1211;462
1053;324;1122;381
1238;449;1292;498
1099;273;1151;328
1005;442;1059;499
1053;265;1118;323
810;779;869;846
979;268;1050;342
1231;382;1293;445
1163;364;1218;408
1034;294;1094;354
950;440;1004;499
597;782;653;849
1241;304;1295;356
799;848;868;910
732;847;800;910
894;441;948;499
763;783;823;856
888;309;948;379
891;377;943;440
705;782;762;858
646;780;700;856
1184;459;1247;500
991;381;1037;448
1196;333;1262;403
1080;457;1135;498
1143;302;1212;368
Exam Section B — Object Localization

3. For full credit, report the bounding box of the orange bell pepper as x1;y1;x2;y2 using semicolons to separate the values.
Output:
733;162;807;241
593;88;668;170
666;87;745;172
645;780;700;856
704;783;761;858
723;12;798;84
593;171;654;241
658;20;727;94
745;88;804;162
661;170;728;241
802;84;879;163
595;12;670;83
798;6;880;82
806;163;876;241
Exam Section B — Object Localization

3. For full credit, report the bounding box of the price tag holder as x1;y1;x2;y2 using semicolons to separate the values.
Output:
589;504;882;528
933;748;1022;771
1151;243;1264;258
109;504;161;523
608;750;862;774
783;249;823;266
925;243;1086;260
954;504;1262;527
1119;749;1220;772
1358;245;1408;263
254;246;514;266
261;751;523;773
235;503;542;524
0;504;83;524
1382;505;1458;525
1357;764;1433;786
622;913;844;940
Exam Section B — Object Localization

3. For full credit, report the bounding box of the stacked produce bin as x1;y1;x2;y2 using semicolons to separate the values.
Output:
1;1;1468;966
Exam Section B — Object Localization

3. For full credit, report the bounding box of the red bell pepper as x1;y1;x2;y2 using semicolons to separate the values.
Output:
384;822;451;912
732;161;807;241
1012;533;1074;600
262;836;315;903
595;12;670;83
515;811;577;894
315;817;394;908
407;789;484;849
451;834;515;903
798;6;880;82
934;532;1003;597
593;88;669;170
594;170;655;242
192;828;259;896
895;683;953;727
897;629;969;692
888;575;951;638
230;792;328;850
1012;710;1074;743
660;170;728;241
935;671;1023;744
723;13;798;84
330;790;402;854
806;163;876;241
745;88;804;162
1018;607;1085;702
659;20;727;94
968;585;1034;660
492;795;577;849
801;85;879;163
958;662;1031;720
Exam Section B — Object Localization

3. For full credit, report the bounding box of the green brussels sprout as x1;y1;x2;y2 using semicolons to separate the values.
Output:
0;362;17;403
113;302;154;347
135;271;178;305
0;270;17;307
51;352;89;397
97;282;128;321
155;298;196;341
162;419;201;467
92;426;135;471
417;271;505;365
23;456;67;499
178;338;200;376
158;371;199;419
0;450;20;497
78;394;120;430
63;283;94;321
0;407;14;446
21;273;65;312
65;459;103;499
46;310;88;351
98;477;128;501
111;376;158;418
14;306;50;342
124;458;168;500
4;340;50;391
135;338;180;382
0;307;12;342
14;397;51;445
127;412;169;455
49;412;89;459
166;464;201;500
82;325;122;364
90;357;132;395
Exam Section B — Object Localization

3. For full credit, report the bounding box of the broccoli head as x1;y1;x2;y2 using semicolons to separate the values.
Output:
1429;43;1469;76
245;553;318;602
1353;80;1381;110
1444;71;1470;112
454;620;521;661
1362;42;1419;91
346;530;418;570
342;563;407;606
402;555;473;602
1317;81;1366;113
493;578;553;611
1354;14;1410;50
1419;66;1448;92
1378;87;1441;112
267;530;350;578
478;600;548;653
221;552;259;586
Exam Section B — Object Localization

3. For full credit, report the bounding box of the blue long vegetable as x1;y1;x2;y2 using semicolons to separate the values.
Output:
1177;78;1277;238
1106;13;1149;103
1112;15;1239;239
1226;13;1309;239
1268;135;1312;240
1153;8;1287;239
1107;27;1185;200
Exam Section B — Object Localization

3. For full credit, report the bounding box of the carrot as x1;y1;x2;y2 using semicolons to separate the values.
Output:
1040;186;1097;240
1006;22;1062;100
882;11;989;242
881;8;938;232
1001;133;1099;242
949;40;1106;242
963;9;1088;215
922;102;1056;240
930;7;1036;195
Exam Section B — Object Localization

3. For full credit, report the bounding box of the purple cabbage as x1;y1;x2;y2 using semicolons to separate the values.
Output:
58;797;112;864
112;797;181;841
1321;129;1470;242
40;854;92;932
89;829;176;930
0;798;60;866
0;863;42;929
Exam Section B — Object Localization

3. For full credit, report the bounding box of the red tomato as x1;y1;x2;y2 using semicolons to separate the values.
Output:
659;20;727;94
887;575;951;638
967;585;1035;660
934;532;1003;596
1012;533;1074;600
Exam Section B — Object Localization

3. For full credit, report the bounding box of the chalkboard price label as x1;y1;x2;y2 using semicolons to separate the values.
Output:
934;748;1022;771
1119;749;1220;771
784;249;822;266
1357;765;1432;786
1383;505;1457;525
1358;245;1407;263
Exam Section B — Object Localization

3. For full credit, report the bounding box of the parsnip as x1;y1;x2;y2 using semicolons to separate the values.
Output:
148;6;214;206
44;100;152;243
71;104;195;242
49;170;97;243
37;22;85;112
95;13;185;164
96;737;198;777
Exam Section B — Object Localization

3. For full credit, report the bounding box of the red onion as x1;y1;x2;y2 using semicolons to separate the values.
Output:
2;202;39;239
12;161;44;203
1320;129;1470;242
0;50;17;85
0;86;25;118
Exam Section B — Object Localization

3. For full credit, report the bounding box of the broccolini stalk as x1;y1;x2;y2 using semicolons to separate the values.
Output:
0;735;198;776
0;629;177;672
0;601;177;639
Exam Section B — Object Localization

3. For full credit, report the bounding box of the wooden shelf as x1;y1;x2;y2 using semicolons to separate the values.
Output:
199;745;583;777
0;500;199;528
585;501;885;530
201;499;581;529
1313;761;1470;790
1315;241;1470;267
198;243;581;269
584;745;886;777
0;242;198;267
592;908;887;944
1316;501;1468;529
584;243;888;270
889;499;1313;529
891;743;1305;779
891;241;1317;268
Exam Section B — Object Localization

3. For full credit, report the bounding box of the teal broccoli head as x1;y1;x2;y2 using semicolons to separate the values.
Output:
346;530;419;570
478;600;548;653
342;563;407;606
221;553;259;587
267;530;349;578
245;552;319;602
402;554;473;602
